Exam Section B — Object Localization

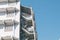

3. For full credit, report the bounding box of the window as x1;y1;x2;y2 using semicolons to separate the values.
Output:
6;7;19;17
6;12;15;17
6;7;15;17
4;19;14;31
5;25;13;31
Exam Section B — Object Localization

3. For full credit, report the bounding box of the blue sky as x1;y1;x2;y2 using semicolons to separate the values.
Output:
21;0;60;40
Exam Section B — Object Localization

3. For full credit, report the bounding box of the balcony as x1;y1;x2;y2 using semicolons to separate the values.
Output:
0;19;19;26
7;7;19;13
20;27;34;40
21;6;32;21
22;27;34;37
4;19;19;26
22;13;32;20
4;19;14;26
0;7;19;16
1;36;18;40
21;6;31;14
26;26;34;33
1;36;12;40
4;19;19;31
7;7;15;13
22;22;34;33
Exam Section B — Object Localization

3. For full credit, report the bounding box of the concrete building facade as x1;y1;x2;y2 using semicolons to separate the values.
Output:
0;0;37;40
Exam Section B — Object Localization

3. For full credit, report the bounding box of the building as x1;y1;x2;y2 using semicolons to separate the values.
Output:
0;0;37;40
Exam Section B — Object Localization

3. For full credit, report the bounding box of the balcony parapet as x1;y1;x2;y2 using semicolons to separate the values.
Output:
1;36;18;40
0;19;19;26
0;7;19;14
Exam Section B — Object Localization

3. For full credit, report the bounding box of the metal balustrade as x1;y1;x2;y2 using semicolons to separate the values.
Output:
22;27;34;35
22;13;31;17
26;26;34;33
22;15;32;20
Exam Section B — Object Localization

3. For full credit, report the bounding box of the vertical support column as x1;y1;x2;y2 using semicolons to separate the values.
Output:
31;7;37;40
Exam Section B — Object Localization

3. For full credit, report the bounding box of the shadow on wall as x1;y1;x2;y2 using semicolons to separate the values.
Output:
0;25;4;29
0;13;5;16
0;2;8;5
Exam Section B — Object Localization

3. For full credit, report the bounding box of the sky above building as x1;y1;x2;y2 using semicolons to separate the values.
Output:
21;0;60;40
